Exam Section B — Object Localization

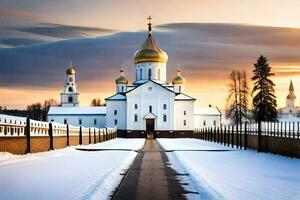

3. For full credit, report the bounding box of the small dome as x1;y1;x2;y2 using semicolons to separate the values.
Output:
66;67;76;75
172;68;185;84
115;69;128;84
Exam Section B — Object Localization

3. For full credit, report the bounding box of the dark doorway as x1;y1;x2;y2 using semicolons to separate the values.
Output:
146;119;155;139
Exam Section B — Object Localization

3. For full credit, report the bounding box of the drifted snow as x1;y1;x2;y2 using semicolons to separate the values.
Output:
158;138;300;200
0;138;145;200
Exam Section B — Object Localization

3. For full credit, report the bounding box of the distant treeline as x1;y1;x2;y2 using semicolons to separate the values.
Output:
0;99;58;121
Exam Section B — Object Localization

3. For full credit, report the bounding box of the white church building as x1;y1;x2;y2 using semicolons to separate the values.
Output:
279;80;300;121
48;18;221;137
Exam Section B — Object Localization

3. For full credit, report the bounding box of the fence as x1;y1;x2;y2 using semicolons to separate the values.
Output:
194;121;300;158
0;114;117;154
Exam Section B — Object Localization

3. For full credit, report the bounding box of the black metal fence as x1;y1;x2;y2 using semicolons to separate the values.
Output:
194;121;300;158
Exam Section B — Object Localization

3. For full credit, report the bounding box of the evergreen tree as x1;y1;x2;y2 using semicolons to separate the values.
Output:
252;55;277;122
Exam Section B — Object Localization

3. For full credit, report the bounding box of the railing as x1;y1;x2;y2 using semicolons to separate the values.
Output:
0;114;117;154
194;121;300;158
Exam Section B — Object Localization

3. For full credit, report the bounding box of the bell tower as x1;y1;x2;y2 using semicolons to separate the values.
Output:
61;62;79;107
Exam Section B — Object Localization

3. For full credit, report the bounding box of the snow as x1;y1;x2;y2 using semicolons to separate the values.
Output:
48;106;106;115
105;93;126;100
158;138;300;200
0;138;145;200
175;93;196;100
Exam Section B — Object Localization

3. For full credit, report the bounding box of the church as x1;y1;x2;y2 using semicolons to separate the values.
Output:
279;80;300;121
48;17;222;137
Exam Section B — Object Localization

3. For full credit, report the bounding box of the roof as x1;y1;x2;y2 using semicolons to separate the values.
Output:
105;93;126;101
194;107;222;116
175;93;196;101
48;106;106;115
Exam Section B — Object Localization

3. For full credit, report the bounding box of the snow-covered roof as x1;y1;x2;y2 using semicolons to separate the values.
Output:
194;107;222;116
48;106;106;115
175;93;196;101
105;93;126;100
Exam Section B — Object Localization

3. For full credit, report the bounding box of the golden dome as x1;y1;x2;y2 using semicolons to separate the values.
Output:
133;17;168;64
66;67;76;75
115;68;128;84
172;68;186;84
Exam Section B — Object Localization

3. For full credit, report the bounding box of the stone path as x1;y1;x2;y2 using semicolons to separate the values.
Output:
112;139;188;200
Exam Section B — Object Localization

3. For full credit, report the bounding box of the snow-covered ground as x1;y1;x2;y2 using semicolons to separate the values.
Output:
0;138;145;200
158;138;300;200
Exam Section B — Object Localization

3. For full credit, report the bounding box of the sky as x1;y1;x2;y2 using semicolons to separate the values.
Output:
1;0;300;109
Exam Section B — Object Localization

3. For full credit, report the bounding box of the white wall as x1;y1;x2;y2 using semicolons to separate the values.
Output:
135;62;167;84
126;81;175;131
48;114;106;128
174;100;194;130
106;100;127;130
194;114;221;129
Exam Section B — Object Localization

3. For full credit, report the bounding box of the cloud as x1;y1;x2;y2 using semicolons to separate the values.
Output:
1;23;300;108
16;23;116;39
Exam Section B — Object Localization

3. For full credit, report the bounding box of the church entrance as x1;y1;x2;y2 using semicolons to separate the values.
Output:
146;119;155;139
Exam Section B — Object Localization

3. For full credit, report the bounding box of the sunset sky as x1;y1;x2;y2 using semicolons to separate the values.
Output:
1;0;300;109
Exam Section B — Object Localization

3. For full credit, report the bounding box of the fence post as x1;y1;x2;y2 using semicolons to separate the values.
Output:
66;124;70;147
79;126;82;145
49;122;54;150
258;121;262;152
231;126;234;148
244;122;247;150
298;122;300;139
94;129;96;144
88;127;91;144
25;116;31;154
220;126;223;145
105;127;108;141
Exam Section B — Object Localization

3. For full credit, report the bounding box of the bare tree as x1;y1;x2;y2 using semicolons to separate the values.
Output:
90;98;103;106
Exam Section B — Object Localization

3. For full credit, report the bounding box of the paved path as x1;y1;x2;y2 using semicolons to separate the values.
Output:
113;139;188;200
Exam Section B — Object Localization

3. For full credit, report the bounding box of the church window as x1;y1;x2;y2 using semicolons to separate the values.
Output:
68;87;73;92
79;119;82;125
114;119;118;125
213;120;216;126
68;96;73;103
140;69;142;80
134;104;138;109
184;111;186;116
94;119;97;125
163;114;167;122
114;110;117;115
64;119;67;124
149;106;152;113
179;86;182;93
158;68;161;80
203;120;206;126
184;120;186;126
163;104;167;110
148;69;152;79
134;114;138;122
121;86;124;92
69;77;73;82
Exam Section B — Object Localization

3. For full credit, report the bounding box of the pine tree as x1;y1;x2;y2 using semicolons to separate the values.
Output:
252;55;277;122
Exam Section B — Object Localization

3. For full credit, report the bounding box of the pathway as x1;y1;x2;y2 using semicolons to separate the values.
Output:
113;139;189;200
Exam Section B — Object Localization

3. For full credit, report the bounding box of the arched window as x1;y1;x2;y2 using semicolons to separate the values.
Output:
68;96;73;103
148;69;152;79
68;87;73;92
158;68;161;80
140;69;142;80
179;86;182;93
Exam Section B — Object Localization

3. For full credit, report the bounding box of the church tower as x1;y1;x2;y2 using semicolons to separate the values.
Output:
61;63;79;107
115;67;128;93
172;67;186;93
286;80;296;108
133;16;168;85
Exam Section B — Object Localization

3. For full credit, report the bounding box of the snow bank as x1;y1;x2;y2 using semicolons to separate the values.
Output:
0;138;145;200
158;138;300;200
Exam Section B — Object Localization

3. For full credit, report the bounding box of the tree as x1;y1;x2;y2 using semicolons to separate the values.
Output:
226;70;250;125
42;99;59;121
90;98;103;106
27;102;43;120
252;55;277;122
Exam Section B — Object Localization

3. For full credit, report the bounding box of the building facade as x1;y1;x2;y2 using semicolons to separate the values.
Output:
106;19;212;137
